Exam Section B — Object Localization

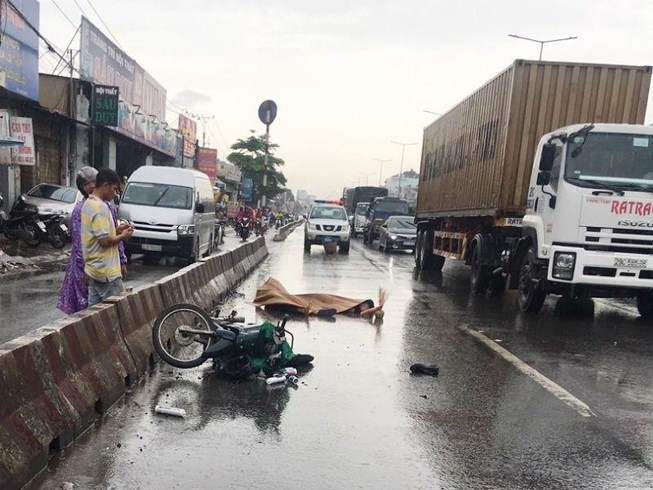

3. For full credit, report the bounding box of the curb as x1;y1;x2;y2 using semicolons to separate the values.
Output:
272;220;304;241
0;236;268;490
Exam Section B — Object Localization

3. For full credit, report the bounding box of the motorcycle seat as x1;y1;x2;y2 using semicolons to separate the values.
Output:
227;324;262;335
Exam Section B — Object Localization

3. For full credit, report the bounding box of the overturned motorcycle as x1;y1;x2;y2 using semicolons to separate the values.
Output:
152;303;313;379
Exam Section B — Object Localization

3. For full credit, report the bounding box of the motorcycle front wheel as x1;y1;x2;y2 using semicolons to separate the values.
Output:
152;303;215;368
49;227;68;249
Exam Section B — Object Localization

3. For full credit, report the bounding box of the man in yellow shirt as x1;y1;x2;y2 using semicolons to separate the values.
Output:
81;168;133;306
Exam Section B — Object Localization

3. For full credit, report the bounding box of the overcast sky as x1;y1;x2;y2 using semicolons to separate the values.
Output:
39;0;653;199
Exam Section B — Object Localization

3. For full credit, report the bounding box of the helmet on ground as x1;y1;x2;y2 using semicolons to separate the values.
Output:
76;166;99;197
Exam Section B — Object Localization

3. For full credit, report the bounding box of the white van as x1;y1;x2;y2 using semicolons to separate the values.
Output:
118;166;216;262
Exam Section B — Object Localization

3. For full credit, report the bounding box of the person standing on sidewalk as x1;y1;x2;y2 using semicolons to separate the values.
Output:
81;168;133;306
57;167;129;314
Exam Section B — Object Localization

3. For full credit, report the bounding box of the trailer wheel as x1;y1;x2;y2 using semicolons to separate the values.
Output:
636;290;653;320
417;229;434;270
518;246;546;313
470;246;491;294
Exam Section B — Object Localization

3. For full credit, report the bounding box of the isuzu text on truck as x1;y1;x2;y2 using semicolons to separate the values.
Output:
414;60;653;317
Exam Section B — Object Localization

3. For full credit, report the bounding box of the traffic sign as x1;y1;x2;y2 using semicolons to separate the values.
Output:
258;100;277;125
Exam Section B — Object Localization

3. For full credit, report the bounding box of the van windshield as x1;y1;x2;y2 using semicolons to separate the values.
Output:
122;182;193;209
355;202;369;215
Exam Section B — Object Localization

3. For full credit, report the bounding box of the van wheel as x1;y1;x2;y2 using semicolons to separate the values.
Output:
188;240;199;264
636;290;653;320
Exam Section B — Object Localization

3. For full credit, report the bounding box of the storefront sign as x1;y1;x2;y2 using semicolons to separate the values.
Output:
0;0;39;101
178;114;197;157
113;100;177;157
92;85;119;126
241;177;254;202
197;147;217;182
217;160;242;183
3;116;35;165
79;17;166;120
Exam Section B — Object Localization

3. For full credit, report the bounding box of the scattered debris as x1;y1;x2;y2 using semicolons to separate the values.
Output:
410;363;440;377
61;483;75;490
154;405;186;417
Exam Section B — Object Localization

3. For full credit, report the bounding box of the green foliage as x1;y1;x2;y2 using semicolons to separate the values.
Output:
227;131;287;202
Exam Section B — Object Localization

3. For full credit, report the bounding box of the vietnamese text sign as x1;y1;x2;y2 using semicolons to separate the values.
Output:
9;117;35;165
93;85;119;126
0;0;39;101
197;147;217;182
114;100;177;157
80;17;166;120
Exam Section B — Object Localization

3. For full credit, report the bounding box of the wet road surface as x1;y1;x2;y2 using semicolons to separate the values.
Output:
35;231;653;489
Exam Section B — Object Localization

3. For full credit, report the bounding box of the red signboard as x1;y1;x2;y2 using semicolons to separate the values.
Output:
197;147;218;182
178;114;197;157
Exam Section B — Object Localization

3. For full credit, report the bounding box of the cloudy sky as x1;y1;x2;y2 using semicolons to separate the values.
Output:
38;0;653;199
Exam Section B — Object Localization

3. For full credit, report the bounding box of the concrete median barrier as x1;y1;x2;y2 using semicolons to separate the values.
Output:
0;238;268;489
273;219;304;241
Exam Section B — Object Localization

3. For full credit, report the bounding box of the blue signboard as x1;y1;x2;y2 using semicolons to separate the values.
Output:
0;0;39;101
240;177;254;202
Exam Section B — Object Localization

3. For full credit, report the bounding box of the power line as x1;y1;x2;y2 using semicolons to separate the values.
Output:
51;25;80;75
5;0;73;73
85;0;125;51
71;0;89;19
49;0;77;29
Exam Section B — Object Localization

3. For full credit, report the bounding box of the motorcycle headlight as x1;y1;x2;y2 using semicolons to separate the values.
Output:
552;252;576;280
177;224;195;235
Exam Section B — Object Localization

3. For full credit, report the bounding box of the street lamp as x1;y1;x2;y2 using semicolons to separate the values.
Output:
391;140;417;197
508;34;578;61
373;158;392;186
357;171;375;186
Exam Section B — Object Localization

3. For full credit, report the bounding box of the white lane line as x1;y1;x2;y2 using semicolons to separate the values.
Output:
458;325;596;418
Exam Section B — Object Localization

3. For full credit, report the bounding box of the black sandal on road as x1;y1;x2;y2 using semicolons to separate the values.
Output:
409;363;440;376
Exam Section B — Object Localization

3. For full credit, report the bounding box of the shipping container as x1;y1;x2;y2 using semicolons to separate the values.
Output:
416;60;652;219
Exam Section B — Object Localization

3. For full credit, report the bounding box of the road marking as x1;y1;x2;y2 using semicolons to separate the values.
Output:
458;325;596;418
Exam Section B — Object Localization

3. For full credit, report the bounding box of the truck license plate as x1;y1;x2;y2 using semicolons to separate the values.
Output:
614;257;647;268
142;244;162;252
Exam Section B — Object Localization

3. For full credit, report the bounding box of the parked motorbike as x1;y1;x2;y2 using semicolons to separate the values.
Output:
1;194;44;247
151;304;313;376
41;209;69;249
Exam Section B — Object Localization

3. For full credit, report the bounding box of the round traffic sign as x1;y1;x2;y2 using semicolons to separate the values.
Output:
258;100;277;125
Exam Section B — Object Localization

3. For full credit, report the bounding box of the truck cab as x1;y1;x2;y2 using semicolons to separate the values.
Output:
363;197;410;244
519;123;653;317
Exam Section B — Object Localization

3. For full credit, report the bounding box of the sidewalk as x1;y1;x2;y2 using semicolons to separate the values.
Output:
0;236;71;280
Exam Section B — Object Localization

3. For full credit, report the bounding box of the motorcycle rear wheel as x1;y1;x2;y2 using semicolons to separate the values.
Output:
49;227;68;249
22;223;41;247
3;227;18;240
152;303;215;368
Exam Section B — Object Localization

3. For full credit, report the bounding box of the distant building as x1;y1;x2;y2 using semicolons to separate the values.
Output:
385;169;419;203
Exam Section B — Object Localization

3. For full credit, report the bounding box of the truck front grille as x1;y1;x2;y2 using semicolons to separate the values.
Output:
584;227;653;253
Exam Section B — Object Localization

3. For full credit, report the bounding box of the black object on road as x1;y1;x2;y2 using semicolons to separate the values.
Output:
410;363;440;376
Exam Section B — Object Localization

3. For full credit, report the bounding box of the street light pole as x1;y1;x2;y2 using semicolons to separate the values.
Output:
373;158;392;186
391;141;416;198
508;34;578;61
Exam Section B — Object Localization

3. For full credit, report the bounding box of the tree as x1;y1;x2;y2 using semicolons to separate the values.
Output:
227;131;287;204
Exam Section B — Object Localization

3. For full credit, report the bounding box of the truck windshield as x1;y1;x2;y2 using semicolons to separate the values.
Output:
122;182;193;209
376;201;409;214
565;132;653;189
355;203;369;215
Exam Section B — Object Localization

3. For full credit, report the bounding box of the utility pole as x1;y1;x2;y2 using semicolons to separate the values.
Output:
373;158;392;186
391;141;416;198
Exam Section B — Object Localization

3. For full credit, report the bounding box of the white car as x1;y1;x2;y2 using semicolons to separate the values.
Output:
304;202;350;254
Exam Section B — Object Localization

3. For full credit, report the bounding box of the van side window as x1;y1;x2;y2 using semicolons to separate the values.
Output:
195;177;214;211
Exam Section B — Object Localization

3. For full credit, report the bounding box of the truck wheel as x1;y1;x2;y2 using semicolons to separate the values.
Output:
433;255;445;272
417;229;435;270
636;290;653;320
518;246;546;313
470;246;491;294
304;239;311;253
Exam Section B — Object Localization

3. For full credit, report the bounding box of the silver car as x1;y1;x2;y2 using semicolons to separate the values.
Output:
22;184;82;226
378;216;417;253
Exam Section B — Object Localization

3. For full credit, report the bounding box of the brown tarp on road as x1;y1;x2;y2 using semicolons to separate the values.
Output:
252;277;374;316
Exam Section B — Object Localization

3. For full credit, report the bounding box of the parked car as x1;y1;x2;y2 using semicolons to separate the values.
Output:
378;215;417;253
22;183;81;227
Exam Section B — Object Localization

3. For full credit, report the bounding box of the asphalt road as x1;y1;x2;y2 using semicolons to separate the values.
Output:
33;230;653;489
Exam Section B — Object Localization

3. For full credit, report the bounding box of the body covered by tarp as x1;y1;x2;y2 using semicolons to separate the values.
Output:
252;277;374;316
